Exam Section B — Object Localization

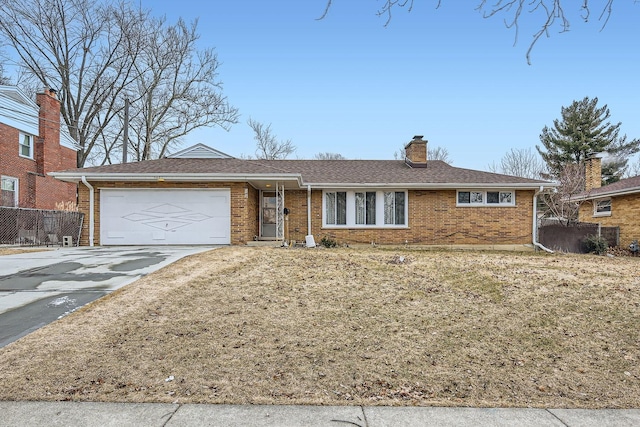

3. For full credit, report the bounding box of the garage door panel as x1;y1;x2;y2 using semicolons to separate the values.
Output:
100;189;230;245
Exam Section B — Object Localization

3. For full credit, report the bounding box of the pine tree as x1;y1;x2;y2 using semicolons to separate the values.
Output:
537;97;640;185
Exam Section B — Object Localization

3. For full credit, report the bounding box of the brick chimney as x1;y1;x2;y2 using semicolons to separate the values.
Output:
584;155;602;191
35;88;61;175
404;135;428;168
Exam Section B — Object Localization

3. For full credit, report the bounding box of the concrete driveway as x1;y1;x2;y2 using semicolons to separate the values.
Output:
0;246;215;348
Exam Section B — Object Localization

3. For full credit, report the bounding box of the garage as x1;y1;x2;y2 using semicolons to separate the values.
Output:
100;189;230;245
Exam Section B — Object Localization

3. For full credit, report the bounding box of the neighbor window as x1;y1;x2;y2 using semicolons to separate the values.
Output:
457;190;515;206
323;190;408;227
1;176;18;207
19;133;33;158
594;198;612;216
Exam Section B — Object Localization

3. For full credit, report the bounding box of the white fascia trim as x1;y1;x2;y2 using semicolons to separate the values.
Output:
568;186;640;202
305;182;556;190
50;172;304;186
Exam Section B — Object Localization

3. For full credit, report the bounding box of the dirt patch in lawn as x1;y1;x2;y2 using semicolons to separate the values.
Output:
0;247;639;408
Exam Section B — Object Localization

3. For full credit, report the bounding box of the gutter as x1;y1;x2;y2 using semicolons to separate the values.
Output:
81;176;94;247
532;185;553;253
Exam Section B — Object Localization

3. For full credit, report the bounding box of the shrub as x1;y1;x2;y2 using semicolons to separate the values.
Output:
320;236;337;248
583;234;608;255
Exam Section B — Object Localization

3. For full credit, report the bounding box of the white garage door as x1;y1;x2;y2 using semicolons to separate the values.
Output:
100;189;230;245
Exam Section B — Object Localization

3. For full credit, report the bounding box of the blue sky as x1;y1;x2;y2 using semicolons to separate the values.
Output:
143;1;639;171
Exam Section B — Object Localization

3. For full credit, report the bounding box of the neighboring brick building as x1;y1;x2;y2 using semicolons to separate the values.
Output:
0;86;77;209
52;136;555;248
575;156;640;247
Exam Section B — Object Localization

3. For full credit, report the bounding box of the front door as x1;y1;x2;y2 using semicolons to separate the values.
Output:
261;191;277;238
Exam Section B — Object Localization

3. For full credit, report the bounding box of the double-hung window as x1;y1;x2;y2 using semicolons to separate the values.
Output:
384;191;405;225
325;191;347;225
19;133;33;159
355;192;376;225
323;190;407;227
1;176;18;207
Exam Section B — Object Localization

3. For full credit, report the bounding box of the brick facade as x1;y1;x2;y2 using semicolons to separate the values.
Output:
579;194;640;247
78;183;535;247
0;89;76;209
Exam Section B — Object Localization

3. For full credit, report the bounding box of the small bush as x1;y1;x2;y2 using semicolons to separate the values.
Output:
320;236;337;248
583;234;608;255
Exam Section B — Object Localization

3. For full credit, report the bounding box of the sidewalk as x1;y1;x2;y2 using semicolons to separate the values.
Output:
1;401;639;426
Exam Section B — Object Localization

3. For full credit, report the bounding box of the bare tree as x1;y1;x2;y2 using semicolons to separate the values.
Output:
314;152;346;160
487;147;546;179
393;145;452;163
539;163;587;224
248;118;296;160
319;1;621;64
626;155;640;178
122;17;238;163
0;0;144;167
0;0;237;167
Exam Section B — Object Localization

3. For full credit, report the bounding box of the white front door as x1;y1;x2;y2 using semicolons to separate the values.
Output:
100;189;230;245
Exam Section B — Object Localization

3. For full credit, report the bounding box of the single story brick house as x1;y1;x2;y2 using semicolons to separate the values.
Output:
51;136;554;248
573;156;640;247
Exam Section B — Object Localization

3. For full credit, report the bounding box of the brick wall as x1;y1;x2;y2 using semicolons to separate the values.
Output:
579;194;640;246
78;182;535;247
288;189;534;246
0;90;76;209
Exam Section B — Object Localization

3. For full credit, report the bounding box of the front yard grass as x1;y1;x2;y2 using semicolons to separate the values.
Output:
0;246;638;408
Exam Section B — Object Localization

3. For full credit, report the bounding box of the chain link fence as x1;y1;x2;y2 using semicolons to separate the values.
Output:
0;207;84;247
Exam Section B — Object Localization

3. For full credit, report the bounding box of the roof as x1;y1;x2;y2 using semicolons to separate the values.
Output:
572;175;640;200
50;157;554;190
0;85;78;151
167;143;233;159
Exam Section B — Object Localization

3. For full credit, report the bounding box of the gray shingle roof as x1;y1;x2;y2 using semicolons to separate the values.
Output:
576;175;640;199
52;158;552;188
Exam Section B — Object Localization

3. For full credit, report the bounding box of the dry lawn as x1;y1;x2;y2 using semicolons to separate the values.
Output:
0;246;639;408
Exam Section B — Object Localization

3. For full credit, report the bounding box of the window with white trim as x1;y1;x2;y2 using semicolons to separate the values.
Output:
594;198;611;216
323;190;408;227
325;191;347;225
457;190;515;206
1;176;18;207
384;191;405;225
19;132;33;159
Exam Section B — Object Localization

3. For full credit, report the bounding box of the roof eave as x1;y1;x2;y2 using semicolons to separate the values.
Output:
49;172;304;186
569;186;640;201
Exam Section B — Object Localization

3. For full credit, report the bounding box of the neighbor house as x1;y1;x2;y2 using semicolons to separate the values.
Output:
0;86;77;209
573;156;640;247
50;136;555;248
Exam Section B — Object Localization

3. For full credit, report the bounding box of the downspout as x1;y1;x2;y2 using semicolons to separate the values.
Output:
533;185;553;253
81;176;94;247
307;185;312;236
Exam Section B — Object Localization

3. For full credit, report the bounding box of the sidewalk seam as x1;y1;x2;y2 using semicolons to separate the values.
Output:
546;409;569;426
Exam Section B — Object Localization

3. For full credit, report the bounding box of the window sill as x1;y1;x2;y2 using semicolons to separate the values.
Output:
18;154;35;161
593;212;612;217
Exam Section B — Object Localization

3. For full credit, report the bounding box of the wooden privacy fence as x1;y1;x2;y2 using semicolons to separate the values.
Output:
0;207;84;247
538;222;620;253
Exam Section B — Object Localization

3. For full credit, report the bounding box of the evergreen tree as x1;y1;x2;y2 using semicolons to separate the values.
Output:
537;97;640;185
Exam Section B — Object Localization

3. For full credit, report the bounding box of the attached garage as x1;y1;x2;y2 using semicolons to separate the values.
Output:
100;188;230;245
